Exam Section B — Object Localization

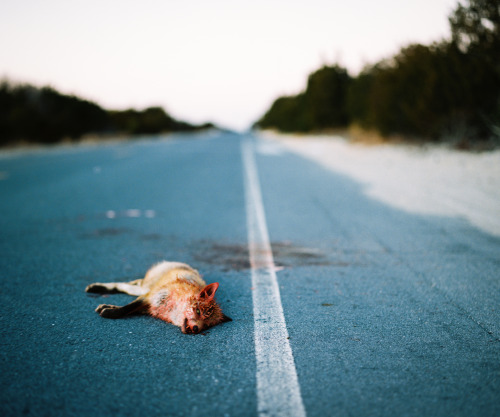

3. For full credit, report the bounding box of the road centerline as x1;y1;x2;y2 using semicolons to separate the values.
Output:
242;139;307;417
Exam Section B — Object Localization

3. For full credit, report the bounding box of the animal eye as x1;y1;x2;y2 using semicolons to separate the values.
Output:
196;309;200;315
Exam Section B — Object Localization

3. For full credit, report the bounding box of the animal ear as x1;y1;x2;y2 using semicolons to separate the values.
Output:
199;282;219;301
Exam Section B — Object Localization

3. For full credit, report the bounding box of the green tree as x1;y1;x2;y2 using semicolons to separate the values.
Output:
449;0;500;53
449;0;500;137
258;1;500;143
109;106;201;135
346;0;500;142
255;65;351;132
347;70;374;128
0;82;109;145
303;65;351;129
256;94;308;132
1;81;213;146
366;44;458;138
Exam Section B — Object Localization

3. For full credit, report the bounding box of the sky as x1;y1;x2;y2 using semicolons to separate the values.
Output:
0;0;457;131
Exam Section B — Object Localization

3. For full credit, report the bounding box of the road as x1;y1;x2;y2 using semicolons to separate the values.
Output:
0;131;498;417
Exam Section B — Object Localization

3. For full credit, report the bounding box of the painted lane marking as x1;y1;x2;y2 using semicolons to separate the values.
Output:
105;209;156;219
242;140;307;417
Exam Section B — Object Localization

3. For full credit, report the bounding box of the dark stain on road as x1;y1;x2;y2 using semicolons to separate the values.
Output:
193;240;343;271
80;227;131;238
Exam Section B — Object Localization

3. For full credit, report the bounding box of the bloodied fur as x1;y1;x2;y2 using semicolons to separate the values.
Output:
86;261;232;334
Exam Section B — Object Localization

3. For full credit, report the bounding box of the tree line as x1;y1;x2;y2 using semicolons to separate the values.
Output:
0;82;214;146
256;0;500;146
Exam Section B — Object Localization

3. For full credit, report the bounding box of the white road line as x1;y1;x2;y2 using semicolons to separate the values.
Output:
242;140;307;417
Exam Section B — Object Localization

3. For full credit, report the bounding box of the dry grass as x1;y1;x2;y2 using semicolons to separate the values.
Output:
346;124;409;146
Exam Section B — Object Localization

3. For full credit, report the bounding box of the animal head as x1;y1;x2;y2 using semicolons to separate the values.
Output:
181;282;232;334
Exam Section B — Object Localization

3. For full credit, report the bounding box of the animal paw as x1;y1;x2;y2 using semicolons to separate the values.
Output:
96;304;117;315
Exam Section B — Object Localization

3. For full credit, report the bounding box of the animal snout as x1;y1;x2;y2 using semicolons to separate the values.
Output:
182;318;201;334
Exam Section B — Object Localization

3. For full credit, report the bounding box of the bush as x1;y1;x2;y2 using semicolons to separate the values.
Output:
257;0;500;144
255;66;352;132
0;82;213;146
0;82;108;145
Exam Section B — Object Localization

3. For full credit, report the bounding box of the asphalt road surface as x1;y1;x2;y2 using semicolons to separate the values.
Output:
1;131;499;417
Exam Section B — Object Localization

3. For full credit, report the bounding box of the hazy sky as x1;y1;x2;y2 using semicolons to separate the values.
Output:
0;0;457;130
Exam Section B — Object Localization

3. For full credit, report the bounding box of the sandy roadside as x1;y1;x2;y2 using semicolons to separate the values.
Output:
260;131;500;238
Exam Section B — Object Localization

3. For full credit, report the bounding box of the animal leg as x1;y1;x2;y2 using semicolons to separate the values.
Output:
86;280;147;296
96;298;148;319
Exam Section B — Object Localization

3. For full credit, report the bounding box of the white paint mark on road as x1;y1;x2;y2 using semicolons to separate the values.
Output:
144;210;156;218
125;209;141;218
242;140;307;417
104;209;156;219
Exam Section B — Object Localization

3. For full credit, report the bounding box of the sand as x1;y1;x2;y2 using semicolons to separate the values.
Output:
261;131;500;237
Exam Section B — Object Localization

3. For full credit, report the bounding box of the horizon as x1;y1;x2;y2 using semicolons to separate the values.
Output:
0;0;456;131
